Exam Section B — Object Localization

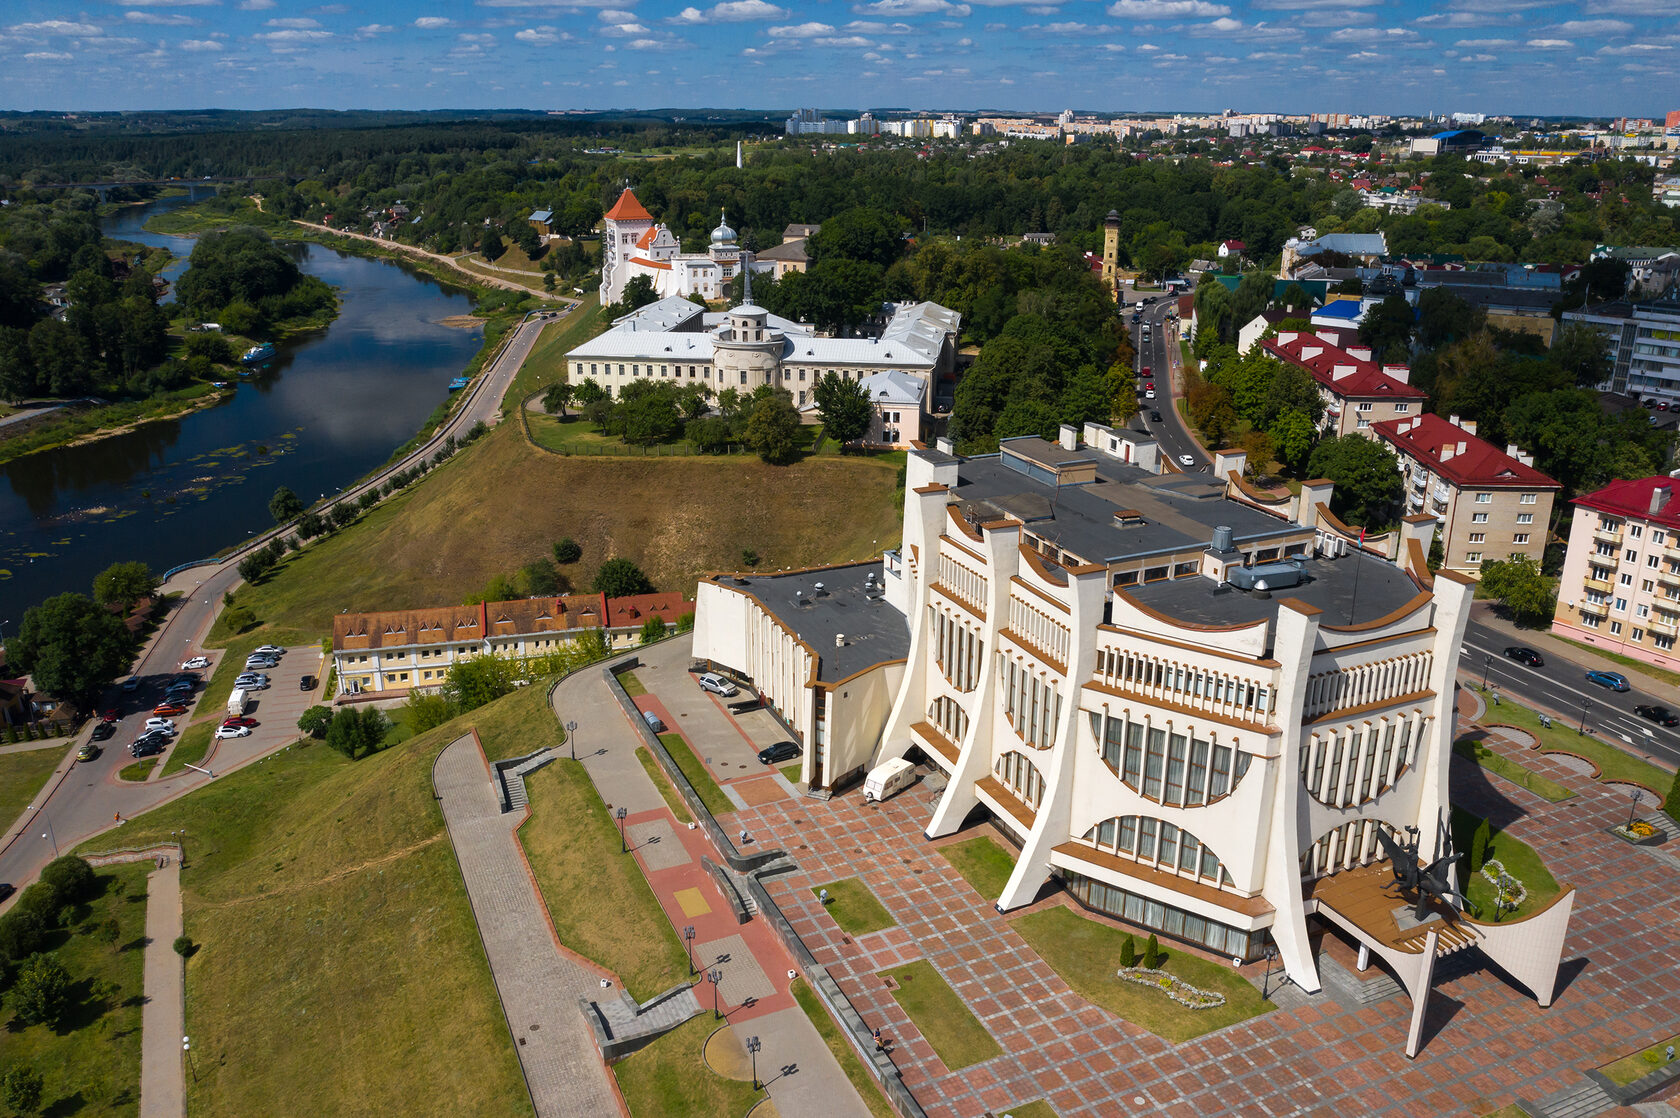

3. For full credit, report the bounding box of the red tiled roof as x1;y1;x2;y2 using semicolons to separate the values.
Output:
606;592;692;629
604;188;652;222
333;595;604;651
1222;239;1246;250
635;226;657;249
1372;413;1559;490
627;257;670;270
1263;332;1428;401
1571;476;1680;531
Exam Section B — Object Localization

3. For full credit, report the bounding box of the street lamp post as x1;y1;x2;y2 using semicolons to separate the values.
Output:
183;1036;197;1083
1579;698;1591;736
708;967;724;1020
1260;943;1280;1001
683;925;696;976
1481;653;1492;690
745;1035;762;1091
1628;788;1643;829
566;720;578;762
616;806;628;853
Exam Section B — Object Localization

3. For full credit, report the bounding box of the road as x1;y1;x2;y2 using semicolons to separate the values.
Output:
1121;288;1206;470
0;309;562;895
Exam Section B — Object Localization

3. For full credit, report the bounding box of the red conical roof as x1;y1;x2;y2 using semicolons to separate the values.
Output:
605;188;652;222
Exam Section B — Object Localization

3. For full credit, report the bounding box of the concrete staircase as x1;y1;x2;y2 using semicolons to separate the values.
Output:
1527;1078;1617;1118
495;748;556;814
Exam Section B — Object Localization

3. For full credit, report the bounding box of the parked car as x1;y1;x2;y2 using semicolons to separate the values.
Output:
181;656;209;670
77;742;101;762
1145;390;1156;400
1144;381;1155;391
1634;704;1679;727
152;701;188;717
1178;454;1195;468
299;675;316;691
235;674;269;689
130;741;164;758
697;672;739;697
143;718;176;733
757;740;800;765
244;659;278;671
134;728;171;745
1503;646;1544;667
91;722;116;741
222;717;259;729
1585;669;1630;692
0;884;13;903
253;645;285;656
121;678;140;692
215;725;252;739
166;680;196;695
101;708;121;723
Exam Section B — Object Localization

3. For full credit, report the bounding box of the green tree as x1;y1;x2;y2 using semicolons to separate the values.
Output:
812;372;873;448
592;558;655;598
1;1065;43;1116
1119;934;1137;969
1142;933;1162;969
1469;817;1491;874
1665;767;1680;827
268;485;304;524
1548;322;1612;389
542;381;574;417
297;704;333;739
1305;435;1403;528
744;390;802;465
807;206;908;268
172;935;194;957
639;614;668;645
1478;556;1557;625
39;856;96;907
404;690;457;734
10;952;72;1027
1415;287;1485;350
553;538;582;565
99;917;122;954
517;559;562;597
324;706;388;760
1358;293;1415;364
92;560;159;615
441;655;518;713
8;593;132;711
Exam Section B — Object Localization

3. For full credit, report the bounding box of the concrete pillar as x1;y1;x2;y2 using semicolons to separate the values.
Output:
1415;569;1474;873
1298;478;1334;528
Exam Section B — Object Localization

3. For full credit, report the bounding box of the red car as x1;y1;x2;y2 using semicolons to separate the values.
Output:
1145;382;1155;391
102;709;121;723
222;717;258;729
152;701;188;717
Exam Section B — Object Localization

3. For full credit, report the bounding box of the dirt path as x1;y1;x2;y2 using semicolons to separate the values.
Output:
290;222;560;299
195;833;446;909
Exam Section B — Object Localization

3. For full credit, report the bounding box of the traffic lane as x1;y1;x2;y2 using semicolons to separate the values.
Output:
1131;306;1205;468
1463;619;1677;732
1460;633;1680;769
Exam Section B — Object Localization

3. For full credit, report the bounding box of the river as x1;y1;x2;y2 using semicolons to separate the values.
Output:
0;190;485;620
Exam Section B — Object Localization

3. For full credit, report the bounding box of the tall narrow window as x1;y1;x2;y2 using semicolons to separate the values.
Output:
1165;733;1188;806
1144;729;1166;799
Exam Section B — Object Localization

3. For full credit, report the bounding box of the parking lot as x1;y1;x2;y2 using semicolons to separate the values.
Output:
633;652;803;790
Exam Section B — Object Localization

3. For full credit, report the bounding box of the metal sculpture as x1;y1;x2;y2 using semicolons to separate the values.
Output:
1375;824;1467;921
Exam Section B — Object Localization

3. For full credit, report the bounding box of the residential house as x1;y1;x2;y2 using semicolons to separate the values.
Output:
1261;331;1428;437
1550;476;1680;671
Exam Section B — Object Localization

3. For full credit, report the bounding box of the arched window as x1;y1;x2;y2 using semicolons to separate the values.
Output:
1087;710;1252;806
928;696;968;748
1300;818;1401;880
1080;815;1232;885
995;751;1046;809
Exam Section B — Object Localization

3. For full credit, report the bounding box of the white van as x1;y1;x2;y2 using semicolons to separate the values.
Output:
863;757;917;803
227;688;250;717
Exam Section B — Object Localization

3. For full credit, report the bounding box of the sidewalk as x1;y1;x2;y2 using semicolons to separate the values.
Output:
552;644;873;1118
138;859;184;1118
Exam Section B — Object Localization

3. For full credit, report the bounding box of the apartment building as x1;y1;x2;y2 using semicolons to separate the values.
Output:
1372;414;1559;576
1550;476;1680;671
332;592;691;696
1262;331;1429;438
696;435;1571;1016
1562;298;1680;401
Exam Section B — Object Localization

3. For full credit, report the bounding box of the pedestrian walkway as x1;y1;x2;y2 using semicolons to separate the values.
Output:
432;733;619;1118
139;859;184;1118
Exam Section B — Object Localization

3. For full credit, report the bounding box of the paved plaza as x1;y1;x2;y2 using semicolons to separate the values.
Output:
714;682;1680;1118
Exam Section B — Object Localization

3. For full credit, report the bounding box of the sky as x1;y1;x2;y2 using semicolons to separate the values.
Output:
1;0;1676;118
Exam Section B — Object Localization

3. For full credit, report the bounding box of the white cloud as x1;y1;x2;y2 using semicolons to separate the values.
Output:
599;8;637;18
1597;41;1672;53
1251;0;1381;7
24;50;73;60
477;0;624;6
693;0;790;20
114;0;218;6
356;23;395;36
1453;37;1514;46
1414;11;1518;26
266;17;322;28
768;21;835;34
1547;19;1630;34
414;17;454;29
10;20;104;35
1107;0;1229;17
1101;41;1124;49
1595;0;1670;12
1445;0;1550;10
1525;37;1572;47
1135;40;1159;49
602;21;650;34
459;31;494;41
254;28;332;41
238;0;275;8
626;35;685;48
180;38;223;49
126;11;196;23
515;24;568;42
1463;51;1496;60
1328;25;1418;41
1203;17;1242;31
812;34;872;44
851;0;971;14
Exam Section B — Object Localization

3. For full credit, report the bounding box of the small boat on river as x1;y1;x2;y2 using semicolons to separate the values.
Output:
240;342;275;365
447;376;469;391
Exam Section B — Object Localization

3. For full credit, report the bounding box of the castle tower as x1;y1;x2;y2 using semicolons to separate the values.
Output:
1102;209;1120;300
600;187;654;306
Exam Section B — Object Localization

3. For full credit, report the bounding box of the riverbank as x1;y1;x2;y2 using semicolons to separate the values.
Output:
0;383;232;467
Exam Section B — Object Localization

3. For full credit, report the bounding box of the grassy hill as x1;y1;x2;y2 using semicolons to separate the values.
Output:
77;685;569;1117
219;419;903;635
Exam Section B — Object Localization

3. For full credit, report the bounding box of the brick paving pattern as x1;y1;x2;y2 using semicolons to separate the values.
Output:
724;681;1680;1118
432;734;618;1118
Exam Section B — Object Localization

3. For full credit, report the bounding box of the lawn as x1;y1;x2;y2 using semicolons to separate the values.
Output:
159;722;214;777
659;731;736;818
813;877;897;936
612;1015;762;1118
0;740;67;828
119;757;158;781
636;746;694;824
789;979;896;1118
1453;738;1574;803
77;688;540;1118
517;757;690;1002
881;960;1001;1071
779;762;802;785
938;834;1018;901
619;670;649;697
1011;906;1273;1044
0;861;153;1118
1451;807;1562;922
527;411;825;459
1600;1031;1680;1086
1001;1102;1058;1118
1484;697;1674;798
214;421;903;637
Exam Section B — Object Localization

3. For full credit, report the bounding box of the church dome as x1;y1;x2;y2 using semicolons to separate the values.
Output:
710;210;737;247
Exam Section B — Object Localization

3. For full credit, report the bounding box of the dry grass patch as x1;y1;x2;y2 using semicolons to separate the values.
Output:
613;1015;762;1118
0;741;67;829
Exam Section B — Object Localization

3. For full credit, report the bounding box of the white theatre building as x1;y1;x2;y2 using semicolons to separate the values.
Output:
696;434;1571;1005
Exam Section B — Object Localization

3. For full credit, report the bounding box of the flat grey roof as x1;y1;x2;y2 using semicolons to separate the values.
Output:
1127;552;1423;629
953;452;1302;566
722;562;909;683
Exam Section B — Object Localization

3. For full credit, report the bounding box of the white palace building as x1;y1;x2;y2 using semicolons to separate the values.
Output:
599;188;775;306
693;431;1572;1031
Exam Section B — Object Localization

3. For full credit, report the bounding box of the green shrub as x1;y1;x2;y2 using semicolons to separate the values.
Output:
1469;818;1491;874
1119;934;1137;969
1142;933;1162;969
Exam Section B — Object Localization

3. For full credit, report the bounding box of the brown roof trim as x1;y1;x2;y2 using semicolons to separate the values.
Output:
976;775;1038;831
817;658;908;691
1319;589;1433;634
1118;586;1268;633
1277;596;1323;618
1434;568;1476;588
1303;692;1434;726
1096;622;1280;668
1301;477;1333;488
947;503;983;542
1311;627;1436;657
1018;543;1070;587
998;627;1069;676
942;532;987;566
914;483;951;495
1051;842;1275;918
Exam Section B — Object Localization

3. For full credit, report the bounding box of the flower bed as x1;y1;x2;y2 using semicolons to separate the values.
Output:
1609;819;1668;847
1117;966;1227;1010
1480;859;1527;912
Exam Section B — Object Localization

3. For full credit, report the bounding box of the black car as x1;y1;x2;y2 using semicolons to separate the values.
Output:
1149;410;1163;422
91;721;116;741
130;741;164;758
300;674;316;691
757;740;800;765
1503;646;1544;667
0;883;13;904
1635;704;1680;727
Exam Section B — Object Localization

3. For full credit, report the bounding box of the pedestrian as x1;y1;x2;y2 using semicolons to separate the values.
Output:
740;829;751;846
872;1028;883;1052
